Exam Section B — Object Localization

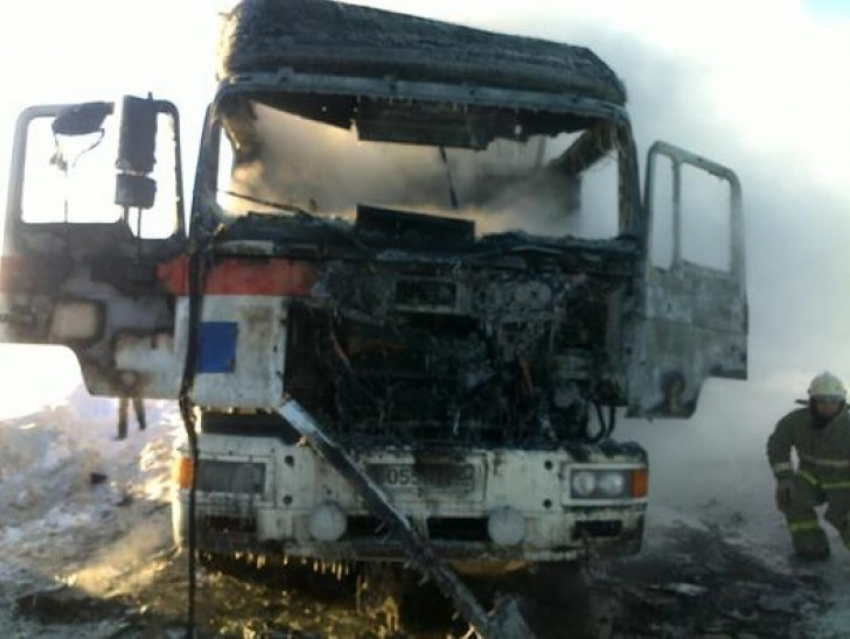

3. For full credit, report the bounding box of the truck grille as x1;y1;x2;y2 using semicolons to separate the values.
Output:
573;520;622;539
196;460;266;495
427;517;489;542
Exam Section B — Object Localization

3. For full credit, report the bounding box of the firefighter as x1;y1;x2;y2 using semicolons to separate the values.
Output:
767;371;850;560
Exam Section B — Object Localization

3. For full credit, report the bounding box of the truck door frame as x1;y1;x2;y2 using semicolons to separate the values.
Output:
627;141;747;418
0;98;187;399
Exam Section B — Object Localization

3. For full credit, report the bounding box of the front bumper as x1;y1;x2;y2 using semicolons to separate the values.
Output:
172;436;647;563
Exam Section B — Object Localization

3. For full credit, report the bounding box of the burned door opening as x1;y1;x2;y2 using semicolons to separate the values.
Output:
629;141;747;418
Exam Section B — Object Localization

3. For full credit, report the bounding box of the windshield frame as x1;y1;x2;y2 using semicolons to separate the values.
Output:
192;75;643;246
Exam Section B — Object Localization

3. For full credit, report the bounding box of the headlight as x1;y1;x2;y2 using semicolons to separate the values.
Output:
569;468;642;500
571;470;597;497
597;472;627;497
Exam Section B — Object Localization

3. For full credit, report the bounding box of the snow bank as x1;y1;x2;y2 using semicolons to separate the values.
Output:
0;384;183;594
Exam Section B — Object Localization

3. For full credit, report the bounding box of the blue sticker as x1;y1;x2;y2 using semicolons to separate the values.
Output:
198;322;238;373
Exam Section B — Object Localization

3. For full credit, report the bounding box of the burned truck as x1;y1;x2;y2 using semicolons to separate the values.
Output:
0;0;746;573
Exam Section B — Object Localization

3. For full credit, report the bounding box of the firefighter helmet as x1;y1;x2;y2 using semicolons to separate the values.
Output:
807;372;847;400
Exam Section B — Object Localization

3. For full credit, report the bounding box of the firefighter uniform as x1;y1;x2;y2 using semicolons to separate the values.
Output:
767;372;850;560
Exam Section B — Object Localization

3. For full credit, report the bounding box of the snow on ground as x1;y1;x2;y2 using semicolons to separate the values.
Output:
0;381;184;637
1;374;849;637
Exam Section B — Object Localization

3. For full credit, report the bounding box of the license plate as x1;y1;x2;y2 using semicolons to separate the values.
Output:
367;463;475;493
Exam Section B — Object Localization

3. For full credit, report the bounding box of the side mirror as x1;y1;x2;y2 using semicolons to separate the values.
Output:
115;95;158;210
52;102;111;136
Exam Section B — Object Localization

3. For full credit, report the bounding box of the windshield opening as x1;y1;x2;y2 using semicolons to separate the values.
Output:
214;97;623;240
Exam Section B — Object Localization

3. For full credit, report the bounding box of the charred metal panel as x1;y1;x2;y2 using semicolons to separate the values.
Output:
286;249;629;446
643;262;747;332
113;331;180;396
635;261;749;409
356;205;475;248
629;320;747;417
0;239;182;398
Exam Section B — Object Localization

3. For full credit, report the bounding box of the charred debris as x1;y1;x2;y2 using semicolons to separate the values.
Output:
210;202;638;451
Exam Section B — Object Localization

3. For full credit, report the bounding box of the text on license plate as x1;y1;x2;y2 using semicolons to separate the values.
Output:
367;463;475;492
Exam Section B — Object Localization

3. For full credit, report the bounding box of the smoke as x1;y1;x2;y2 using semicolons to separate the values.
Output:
228;105;455;217
227;100;623;241
329;0;850;555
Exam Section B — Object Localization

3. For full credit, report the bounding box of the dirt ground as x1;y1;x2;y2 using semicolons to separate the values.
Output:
1;397;848;638
2;519;838;638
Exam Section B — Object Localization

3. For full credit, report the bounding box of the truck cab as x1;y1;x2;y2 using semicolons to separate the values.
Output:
0;0;746;570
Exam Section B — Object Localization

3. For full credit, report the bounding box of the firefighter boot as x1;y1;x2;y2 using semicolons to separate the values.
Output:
790;522;830;561
823;491;850;552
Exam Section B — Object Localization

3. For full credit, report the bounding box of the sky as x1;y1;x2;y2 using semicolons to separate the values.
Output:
0;0;848;423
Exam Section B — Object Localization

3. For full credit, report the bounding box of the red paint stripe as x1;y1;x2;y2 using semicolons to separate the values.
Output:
157;256;318;296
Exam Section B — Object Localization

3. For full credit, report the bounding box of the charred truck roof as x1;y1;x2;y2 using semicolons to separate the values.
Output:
217;0;627;102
